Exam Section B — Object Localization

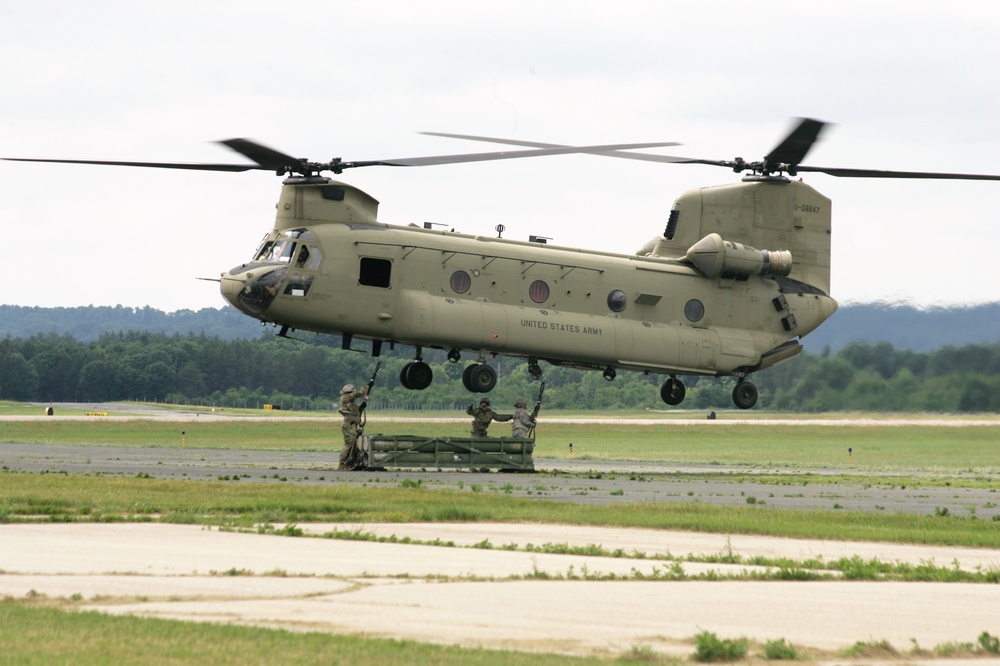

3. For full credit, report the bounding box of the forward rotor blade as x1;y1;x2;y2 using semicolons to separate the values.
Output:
339;141;683;169
218;138;309;172
419;132;695;164
5;140;684;175
2;157;260;172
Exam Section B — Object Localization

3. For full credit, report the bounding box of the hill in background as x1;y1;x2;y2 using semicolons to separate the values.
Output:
0;305;263;342
800;302;999;353
1;302;997;352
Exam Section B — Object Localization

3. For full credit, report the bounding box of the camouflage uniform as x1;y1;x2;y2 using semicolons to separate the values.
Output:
338;383;368;469
510;398;537;438
466;398;511;437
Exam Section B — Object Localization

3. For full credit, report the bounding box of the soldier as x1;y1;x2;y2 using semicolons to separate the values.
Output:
466;397;511;437
337;383;368;469
511;398;537;438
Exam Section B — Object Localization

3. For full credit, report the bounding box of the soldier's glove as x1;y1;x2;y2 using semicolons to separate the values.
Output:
468;404;473;410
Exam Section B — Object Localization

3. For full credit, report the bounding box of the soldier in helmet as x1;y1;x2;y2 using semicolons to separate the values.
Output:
337;382;368;469
511;398;537;439
466;397;511;437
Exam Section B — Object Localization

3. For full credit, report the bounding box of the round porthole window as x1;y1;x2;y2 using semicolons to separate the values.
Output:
450;270;471;294
684;299;705;322
528;280;550;303
607;290;627;312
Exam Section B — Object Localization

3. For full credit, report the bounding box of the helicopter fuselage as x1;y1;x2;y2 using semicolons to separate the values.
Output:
220;176;837;407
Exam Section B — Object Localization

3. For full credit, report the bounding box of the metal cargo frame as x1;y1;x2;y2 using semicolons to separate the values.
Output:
357;434;534;472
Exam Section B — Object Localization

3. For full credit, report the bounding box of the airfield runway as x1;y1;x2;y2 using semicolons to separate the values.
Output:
2;410;1000;659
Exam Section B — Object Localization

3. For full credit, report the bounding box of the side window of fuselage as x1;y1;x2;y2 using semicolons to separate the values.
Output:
306;246;322;269
359;257;391;288
293;244;323;270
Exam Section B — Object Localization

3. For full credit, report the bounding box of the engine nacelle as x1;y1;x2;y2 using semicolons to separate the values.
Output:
685;233;792;279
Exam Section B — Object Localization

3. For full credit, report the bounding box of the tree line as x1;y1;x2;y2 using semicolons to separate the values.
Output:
0;332;998;412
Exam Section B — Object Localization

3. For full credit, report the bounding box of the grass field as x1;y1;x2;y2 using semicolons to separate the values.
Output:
1;413;997;473
2;403;999;663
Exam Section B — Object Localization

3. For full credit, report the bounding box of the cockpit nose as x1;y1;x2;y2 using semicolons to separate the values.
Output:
220;264;287;314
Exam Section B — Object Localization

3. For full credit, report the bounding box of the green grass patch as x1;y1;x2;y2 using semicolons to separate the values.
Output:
0;600;601;665
3;472;999;547
693;631;748;662
2;416;998;473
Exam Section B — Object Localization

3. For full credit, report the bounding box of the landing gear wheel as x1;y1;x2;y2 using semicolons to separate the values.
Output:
732;380;758;409
462;364;478;392
406;361;434;391
400;361;433;390
468;364;497;393
660;377;686;406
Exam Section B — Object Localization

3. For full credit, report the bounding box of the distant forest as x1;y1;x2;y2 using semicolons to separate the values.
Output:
0;304;997;412
2;302;998;352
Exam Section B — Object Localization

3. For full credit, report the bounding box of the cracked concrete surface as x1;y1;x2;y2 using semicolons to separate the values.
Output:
3;522;999;659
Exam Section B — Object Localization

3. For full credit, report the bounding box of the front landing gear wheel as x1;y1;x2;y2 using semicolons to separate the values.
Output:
660;377;686;406
404;361;433;390
732;380;758;409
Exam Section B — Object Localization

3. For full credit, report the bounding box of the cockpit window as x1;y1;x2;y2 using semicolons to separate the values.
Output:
282;228;316;241
295;245;310;268
267;240;296;263
254;229;320;264
254;240;273;261
297;245;322;270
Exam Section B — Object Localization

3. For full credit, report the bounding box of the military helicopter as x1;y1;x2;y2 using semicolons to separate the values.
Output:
8;119;1000;408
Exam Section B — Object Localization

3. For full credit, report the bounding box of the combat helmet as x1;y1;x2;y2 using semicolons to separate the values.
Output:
341;384;356;394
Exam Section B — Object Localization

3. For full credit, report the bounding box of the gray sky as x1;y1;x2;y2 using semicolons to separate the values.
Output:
2;0;999;312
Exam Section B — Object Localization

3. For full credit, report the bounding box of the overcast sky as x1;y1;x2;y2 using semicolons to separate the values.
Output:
2;1;999;313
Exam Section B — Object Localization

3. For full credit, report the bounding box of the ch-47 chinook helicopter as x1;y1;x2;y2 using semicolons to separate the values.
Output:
8;119;1000;408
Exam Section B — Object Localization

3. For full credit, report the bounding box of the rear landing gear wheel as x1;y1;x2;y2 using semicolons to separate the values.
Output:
462;363;497;393
462;363;476;392
468;364;497;393
660;376;686;406
732;380;758;409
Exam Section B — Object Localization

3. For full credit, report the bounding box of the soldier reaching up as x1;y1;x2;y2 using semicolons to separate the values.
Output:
337;383;367;469
510;398;537;439
466;397;511;437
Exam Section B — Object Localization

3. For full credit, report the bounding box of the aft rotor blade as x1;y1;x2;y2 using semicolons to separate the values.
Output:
794;165;1000;180
764;118;826;167
427;128;1000;181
